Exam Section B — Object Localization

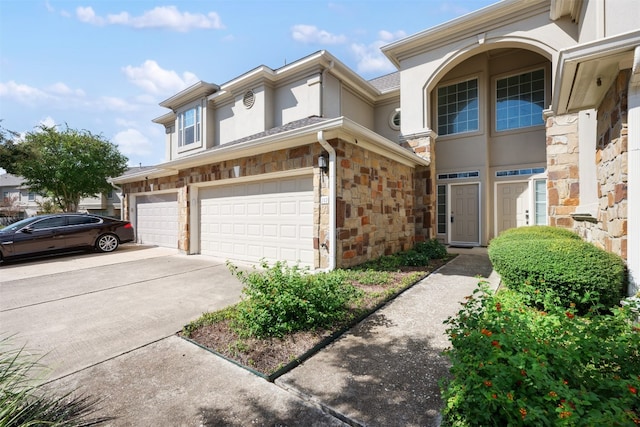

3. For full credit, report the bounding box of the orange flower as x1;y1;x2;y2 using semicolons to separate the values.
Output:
566;312;575;319
559;411;572;419
629;385;638;395
520;369;527;377
549;391;558;398
484;380;493;387
481;328;493;337
492;393;497;399
507;392;514;401
495;302;502;311
519;408;527;419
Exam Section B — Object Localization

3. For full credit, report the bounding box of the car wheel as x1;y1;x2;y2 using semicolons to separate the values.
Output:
96;234;119;253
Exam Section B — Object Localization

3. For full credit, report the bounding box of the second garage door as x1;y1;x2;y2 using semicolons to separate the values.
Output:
199;176;314;267
135;194;178;248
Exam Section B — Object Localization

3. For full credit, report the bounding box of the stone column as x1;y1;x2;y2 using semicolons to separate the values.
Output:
401;130;437;240
545;112;579;229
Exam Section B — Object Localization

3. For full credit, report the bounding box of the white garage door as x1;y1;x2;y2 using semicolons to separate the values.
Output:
136;194;178;248
199;176;314;267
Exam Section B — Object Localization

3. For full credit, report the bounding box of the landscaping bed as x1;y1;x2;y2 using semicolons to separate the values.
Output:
182;242;451;379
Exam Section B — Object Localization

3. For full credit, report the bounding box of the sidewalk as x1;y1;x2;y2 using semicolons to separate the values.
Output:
276;247;500;426
50;248;499;426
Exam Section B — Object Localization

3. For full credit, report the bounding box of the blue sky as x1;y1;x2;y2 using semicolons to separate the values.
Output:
0;0;496;169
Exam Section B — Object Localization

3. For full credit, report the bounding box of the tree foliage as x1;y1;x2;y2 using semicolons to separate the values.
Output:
0;124;128;212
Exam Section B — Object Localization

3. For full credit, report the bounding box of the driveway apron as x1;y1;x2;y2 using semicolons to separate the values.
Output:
0;246;244;381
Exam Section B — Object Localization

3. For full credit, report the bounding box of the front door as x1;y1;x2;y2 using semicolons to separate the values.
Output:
450;183;479;245
496;182;530;235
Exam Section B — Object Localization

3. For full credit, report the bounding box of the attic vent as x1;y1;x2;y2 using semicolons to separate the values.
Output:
243;90;255;109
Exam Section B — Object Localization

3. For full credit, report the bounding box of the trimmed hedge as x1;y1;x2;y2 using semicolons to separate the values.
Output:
489;226;626;312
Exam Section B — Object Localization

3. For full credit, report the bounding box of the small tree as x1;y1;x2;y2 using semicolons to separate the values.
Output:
0;124;128;212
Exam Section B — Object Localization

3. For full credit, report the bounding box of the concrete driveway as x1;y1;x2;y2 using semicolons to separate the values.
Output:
1;245;345;426
0;245;244;380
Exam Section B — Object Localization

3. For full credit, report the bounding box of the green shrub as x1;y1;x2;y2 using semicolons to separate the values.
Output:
227;260;361;338
414;239;448;259
489;226;626;312
441;287;640;426
399;250;430;267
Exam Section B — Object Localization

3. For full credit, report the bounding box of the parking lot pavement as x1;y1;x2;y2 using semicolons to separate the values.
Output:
0;246;244;381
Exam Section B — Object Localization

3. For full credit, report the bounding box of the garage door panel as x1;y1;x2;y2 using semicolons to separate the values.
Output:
136;194;178;248
199;177;313;267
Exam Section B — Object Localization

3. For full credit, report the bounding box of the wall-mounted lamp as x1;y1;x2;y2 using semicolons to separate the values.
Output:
318;154;328;172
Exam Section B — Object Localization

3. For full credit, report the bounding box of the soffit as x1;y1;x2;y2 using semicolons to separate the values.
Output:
553;30;640;114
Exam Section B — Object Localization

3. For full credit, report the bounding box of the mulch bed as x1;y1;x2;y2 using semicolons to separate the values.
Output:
182;258;449;378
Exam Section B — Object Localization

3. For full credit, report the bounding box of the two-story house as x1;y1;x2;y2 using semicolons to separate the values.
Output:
0;173;122;218
113;0;639;294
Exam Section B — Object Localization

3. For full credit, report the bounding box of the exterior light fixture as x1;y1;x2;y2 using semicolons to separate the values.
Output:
318;154;328;172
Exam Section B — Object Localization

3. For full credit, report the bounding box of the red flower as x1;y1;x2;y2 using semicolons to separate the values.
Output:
495;302;502;312
492;393;497;399
630;385;638;395
566;312;575;319
484;380;493;387
491;340;501;348
520;369;527;377
481;328;493;337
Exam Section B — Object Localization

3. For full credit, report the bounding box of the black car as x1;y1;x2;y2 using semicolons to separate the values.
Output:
0;213;135;263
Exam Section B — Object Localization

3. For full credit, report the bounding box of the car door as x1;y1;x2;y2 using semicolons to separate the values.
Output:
10;216;68;256
64;215;102;248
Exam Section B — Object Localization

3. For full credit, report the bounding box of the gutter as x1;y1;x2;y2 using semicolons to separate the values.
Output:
317;130;336;271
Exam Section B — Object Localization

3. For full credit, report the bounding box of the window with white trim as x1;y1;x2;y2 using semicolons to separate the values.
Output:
178;105;201;147
534;179;547;225
437;185;447;234
496;69;545;132
437;78;478;136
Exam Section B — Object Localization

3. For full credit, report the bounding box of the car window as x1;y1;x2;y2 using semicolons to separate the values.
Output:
67;216;101;225
29;216;67;230
0;217;39;233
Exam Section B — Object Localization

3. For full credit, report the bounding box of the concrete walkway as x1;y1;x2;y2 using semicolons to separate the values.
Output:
48;248;499;426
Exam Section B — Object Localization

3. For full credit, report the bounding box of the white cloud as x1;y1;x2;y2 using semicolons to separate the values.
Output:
39;116;57;128
47;82;85;97
99;96;138;112
350;30;406;75
76;6;104;25
122;60;199;95
0;81;50;105
112;128;152;156
76;5;224;32
291;24;347;45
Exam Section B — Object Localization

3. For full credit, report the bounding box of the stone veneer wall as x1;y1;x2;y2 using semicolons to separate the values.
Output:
121;137;425;269
546;113;580;228
334;140;420;268
573;70;629;260
121;143;325;262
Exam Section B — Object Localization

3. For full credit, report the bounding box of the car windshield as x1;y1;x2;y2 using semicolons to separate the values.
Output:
0;217;41;233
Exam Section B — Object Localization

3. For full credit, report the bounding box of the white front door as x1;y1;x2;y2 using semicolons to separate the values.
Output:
198;176;314;267
450;183;480;245
496;182;530;235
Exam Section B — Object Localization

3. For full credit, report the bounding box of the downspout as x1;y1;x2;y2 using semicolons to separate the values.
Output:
627;46;640;296
317;130;336;271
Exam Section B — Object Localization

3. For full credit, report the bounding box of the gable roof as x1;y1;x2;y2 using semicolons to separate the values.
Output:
0;173;25;187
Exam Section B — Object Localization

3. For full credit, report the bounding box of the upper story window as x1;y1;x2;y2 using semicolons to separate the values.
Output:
437;78;478;136
389;109;401;131
495;69;545;132
178;105;201;147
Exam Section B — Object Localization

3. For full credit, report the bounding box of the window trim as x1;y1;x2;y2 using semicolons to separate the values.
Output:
435;75;481;138
492;65;548;135
389;108;401;131
177;102;203;151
